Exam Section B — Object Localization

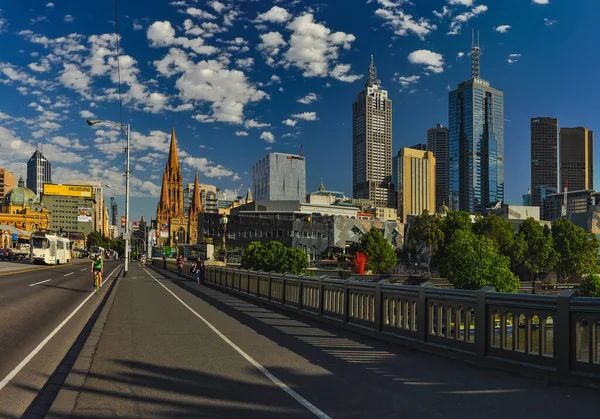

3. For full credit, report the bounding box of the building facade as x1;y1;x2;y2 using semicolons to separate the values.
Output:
530;117;558;206
543;189;599;222
42;194;94;238
393;147;436;223
26;150;51;200
448;38;504;213
156;127;203;246
252;152;306;202
427;124;449;209
110;196;118;226
1;177;50;232
352;56;393;208
560;127;594;192
184;183;219;215
0;168;17;209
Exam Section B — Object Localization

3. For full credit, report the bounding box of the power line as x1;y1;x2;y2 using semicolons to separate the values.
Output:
113;0;125;166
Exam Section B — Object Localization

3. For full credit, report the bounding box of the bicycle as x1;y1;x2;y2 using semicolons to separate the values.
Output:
93;270;102;294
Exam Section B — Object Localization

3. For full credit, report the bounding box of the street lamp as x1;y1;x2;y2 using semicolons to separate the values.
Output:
86;118;131;277
219;213;228;265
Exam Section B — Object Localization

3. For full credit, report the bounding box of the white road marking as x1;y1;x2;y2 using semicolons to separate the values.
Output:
0;264;122;392
64;272;74;277
143;267;331;419
80;268;88;272
29;279;51;287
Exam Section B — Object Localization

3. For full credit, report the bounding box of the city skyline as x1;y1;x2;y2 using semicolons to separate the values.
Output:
0;1;598;222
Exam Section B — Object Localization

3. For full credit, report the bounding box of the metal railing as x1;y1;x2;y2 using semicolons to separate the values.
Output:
152;259;600;385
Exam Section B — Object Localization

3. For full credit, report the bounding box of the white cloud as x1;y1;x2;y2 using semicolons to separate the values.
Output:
260;131;275;143
133;20;143;31
28;59;51;73
297;92;318;104
186;7;217;19
39;121;61;130
544;18;557;26
49;136;88;150
393;74;420;87
507;53;521;64
147;20;217;55
175;59;268;123
457;52;465;59
257;31;286;57
64;15;74;23
433;6;451;19
270;74;281;83
448;5;488;35
80;110;95;118
235;57;254;69
291;111;317;121
30;16;48;24
282;119;297;127
46;2;54;8
532;0;549;4
448;0;473;5
244;119;270;129
183;156;236;178
374;5;437;40
193;114;216;123
408;50;445;73
494;25;511;33
153;48;194;77
209;1;227;13
256;6;292;23
59;63;91;93
283;14;357;79
0;111;10;119
330;64;361;82
223;9;239;27
235;131;249;136
0;16;7;33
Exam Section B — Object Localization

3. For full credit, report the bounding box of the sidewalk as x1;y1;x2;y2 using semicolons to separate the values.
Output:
52;263;600;419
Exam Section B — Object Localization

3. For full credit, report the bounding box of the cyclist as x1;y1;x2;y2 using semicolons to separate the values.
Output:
91;253;103;292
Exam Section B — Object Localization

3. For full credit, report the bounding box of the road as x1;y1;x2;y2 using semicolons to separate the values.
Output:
66;264;599;419
0;259;121;419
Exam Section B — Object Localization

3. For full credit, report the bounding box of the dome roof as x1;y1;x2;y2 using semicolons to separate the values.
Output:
3;177;39;208
438;204;449;214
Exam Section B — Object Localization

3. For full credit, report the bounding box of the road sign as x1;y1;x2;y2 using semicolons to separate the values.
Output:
11;233;18;242
123;233;130;241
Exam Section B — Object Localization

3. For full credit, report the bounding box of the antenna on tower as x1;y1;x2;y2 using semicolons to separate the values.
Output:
365;55;381;88
471;29;481;79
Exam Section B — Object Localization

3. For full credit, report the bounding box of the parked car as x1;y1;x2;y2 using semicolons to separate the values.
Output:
0;248;16;260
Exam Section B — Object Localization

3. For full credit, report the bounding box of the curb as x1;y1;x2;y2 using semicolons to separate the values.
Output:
43;266;124;419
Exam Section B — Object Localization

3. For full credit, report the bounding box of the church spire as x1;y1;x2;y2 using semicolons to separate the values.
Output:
189;171;203;215
167;126;180;174
245;187;253;204
158;169;169;211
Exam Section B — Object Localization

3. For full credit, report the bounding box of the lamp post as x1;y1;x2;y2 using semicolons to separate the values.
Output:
87;119;131;277
219;213;228;265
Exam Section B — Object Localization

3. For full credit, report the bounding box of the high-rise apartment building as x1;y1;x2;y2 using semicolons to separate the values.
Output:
427;123;449;209
26;149;51;199
0;168;17;207
392;147;436;223
530;117;558;207
560;127;594;192
252;152;306;202
110;196;118;226
352;56;393;208
184;183;219;214
448;34;504;213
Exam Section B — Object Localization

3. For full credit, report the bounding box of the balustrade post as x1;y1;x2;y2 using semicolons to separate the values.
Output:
319;276;327;315
417;282;433;342
282;274;286;305
344;277;353;323
475;286;495;359
298;275;304;309
267;272;272;301
374;279;384;331
556;290;577;374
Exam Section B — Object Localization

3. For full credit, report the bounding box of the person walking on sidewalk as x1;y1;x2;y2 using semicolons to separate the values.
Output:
177;254;184;276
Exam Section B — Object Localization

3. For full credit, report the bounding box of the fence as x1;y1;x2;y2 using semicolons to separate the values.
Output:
153;259;600;386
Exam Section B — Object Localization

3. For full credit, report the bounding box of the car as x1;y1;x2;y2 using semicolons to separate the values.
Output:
0;248;16;260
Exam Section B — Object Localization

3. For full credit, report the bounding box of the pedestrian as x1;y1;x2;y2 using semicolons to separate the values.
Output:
191;259;198;282
177;254;184;276
195;256;203;284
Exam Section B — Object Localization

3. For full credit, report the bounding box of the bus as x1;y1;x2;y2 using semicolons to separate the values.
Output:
30;232;71;265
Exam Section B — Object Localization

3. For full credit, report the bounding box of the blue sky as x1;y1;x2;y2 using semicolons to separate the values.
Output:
0;0;598;223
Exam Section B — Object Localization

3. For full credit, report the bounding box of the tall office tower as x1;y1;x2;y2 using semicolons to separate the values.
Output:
560;127;594;192
110;196;118;226
530;117;558;207
352;56;393;208
427;123;449;209
252;152;306;202
448;32;504;213
26;149;51;199
392;147;436;223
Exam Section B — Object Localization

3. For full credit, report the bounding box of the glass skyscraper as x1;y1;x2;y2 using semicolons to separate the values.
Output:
448;38;504;213
26;149;51;200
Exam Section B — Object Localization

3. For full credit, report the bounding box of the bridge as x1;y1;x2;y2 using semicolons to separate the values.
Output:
0;259;598;418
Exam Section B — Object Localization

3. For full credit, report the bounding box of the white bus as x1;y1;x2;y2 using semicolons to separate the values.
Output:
31;232;71;265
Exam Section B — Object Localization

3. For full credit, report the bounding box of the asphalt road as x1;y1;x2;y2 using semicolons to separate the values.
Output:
0;259;121;418
69;264;599;419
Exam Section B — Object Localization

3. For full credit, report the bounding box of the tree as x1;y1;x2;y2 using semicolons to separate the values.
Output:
441;210;472;246
241;241;266;271
473;214;523;268
360;227;397;274
552;218;599;283
581;274;600;297
519;218;557;281
282;247;310;275
241;241;310;275
407;211;444;271
440;230;519;293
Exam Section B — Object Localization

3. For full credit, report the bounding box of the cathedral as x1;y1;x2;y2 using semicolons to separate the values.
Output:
156;127;203;246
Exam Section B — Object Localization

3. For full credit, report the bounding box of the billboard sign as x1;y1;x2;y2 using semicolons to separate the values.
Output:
131;221;140;230
44;184;93;198
121;216;126;228
77;207;92;223
160;222;169;238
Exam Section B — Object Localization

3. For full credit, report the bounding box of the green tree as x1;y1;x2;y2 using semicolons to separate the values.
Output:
552;217;600;283
441;210;472;246
241;241;266;271
263;241;288;272
473;214;523;268
581;274;600;297
86;231;104;249
282;247;310;275
519;218;557;281
440;230;519;293
360;227;397;274
241;241;310;275
407;211;444;271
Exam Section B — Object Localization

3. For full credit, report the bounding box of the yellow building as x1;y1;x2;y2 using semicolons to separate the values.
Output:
0;177;50;233
0;168;17;205
393;148;436;223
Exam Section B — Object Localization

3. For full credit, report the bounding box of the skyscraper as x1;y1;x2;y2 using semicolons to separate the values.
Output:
560;127;594;191
392;147;436;223
427;123;449;209
252;152;306;202
26;149;51;199
531;117;558;206
352;56;393;208
110;196;118;226
448;33;504;213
